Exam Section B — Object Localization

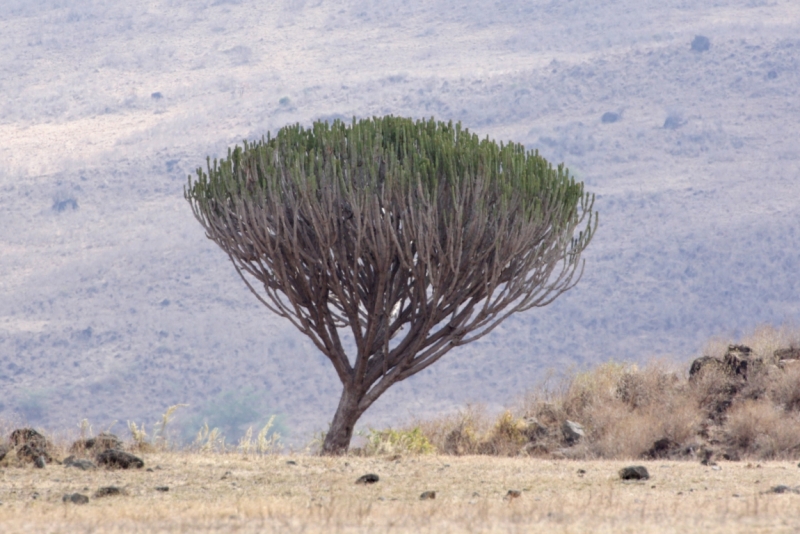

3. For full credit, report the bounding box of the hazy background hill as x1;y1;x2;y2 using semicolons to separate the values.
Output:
1;0;799;444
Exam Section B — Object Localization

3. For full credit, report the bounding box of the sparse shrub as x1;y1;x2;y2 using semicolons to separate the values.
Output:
364;427;434;456
723;400;800;459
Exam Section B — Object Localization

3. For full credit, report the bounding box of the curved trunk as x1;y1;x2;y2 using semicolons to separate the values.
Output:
321;388;363;455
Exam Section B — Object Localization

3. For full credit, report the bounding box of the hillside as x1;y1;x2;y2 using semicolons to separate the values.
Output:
1;0;799;443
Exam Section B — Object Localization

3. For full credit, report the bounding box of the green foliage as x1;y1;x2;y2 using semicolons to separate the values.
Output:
365;426;436;455
187;115;594;241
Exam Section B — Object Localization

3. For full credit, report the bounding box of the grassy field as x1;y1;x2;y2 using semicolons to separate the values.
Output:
1;452;799;533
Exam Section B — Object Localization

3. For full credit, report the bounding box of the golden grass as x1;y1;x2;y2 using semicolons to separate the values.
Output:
1;452;800;533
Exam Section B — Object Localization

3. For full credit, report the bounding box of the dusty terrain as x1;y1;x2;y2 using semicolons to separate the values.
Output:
1;452;799;533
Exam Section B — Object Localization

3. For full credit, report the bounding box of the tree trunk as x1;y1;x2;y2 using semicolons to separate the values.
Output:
321;387;363;455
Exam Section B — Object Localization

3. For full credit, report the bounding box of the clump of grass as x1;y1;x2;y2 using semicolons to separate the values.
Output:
363;426;435;456
238;416;282;455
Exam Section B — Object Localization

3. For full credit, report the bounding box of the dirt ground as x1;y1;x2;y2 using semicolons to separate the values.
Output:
1;452;800;533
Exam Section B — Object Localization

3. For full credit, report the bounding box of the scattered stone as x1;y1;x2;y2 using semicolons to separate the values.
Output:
286;460;297;465
355;473;380;485
64;456;97;470
691;35;711;53
504;490;522;501
221;471;232;480
699;448;715;466
562;420;585;444
70;433;123;453
34;456;46;469
94;486;125;498
601;112;620;124
766;485;800;494
420;491;436;500
619;466;650;480
577;469;586;476
155;486;169;492
95;450;144;469
62;493;89;505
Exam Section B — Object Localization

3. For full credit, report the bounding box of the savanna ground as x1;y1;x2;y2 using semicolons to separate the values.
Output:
2;325;800;532
1;453;800;533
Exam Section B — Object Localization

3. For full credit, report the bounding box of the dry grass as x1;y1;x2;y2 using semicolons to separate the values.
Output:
1;451;800;533
406;326;800;462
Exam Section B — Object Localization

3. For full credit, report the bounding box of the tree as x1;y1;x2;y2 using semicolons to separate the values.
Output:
185;116;596;455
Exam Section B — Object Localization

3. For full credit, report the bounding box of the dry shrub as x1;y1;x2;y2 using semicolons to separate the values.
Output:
723;399;800;459
768;364;800;412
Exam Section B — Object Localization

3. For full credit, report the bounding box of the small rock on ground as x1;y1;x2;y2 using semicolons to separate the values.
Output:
504;490;522;501
619;466;650;480
62;493;89;505
420;491;436;500
64;456;98;470
355;473;379;484
94;486;125;498
96;450;144;469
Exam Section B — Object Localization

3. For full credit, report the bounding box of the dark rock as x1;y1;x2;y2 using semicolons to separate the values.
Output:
420;491;436;500
724;345;757;378
619;466;650;480
355;473;379;485
691;35;711;53
34;456;46;469
775;348;800;360
577;469;586;476
601;112;620;124
10;428;47;447
64;456;98;470
286;460;297;465
71;433;123;453
689;356;721;377
0;444;9;462
94;486;125;498
155;486;169;492
17;443;52;465
644;438;679;459
562;420;585;444
96;450;144;469
62;493;89;504
766;485;800;494
504;490;522;501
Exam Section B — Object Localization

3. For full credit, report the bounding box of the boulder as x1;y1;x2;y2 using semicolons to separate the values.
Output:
96;450;144;469
17;443;53;466
619;466;650;480
70;432;123;453
10;428;47;448
723;345;757;379
562;420;585;444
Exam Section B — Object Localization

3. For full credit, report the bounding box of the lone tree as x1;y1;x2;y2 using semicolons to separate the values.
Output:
186;116;596;454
